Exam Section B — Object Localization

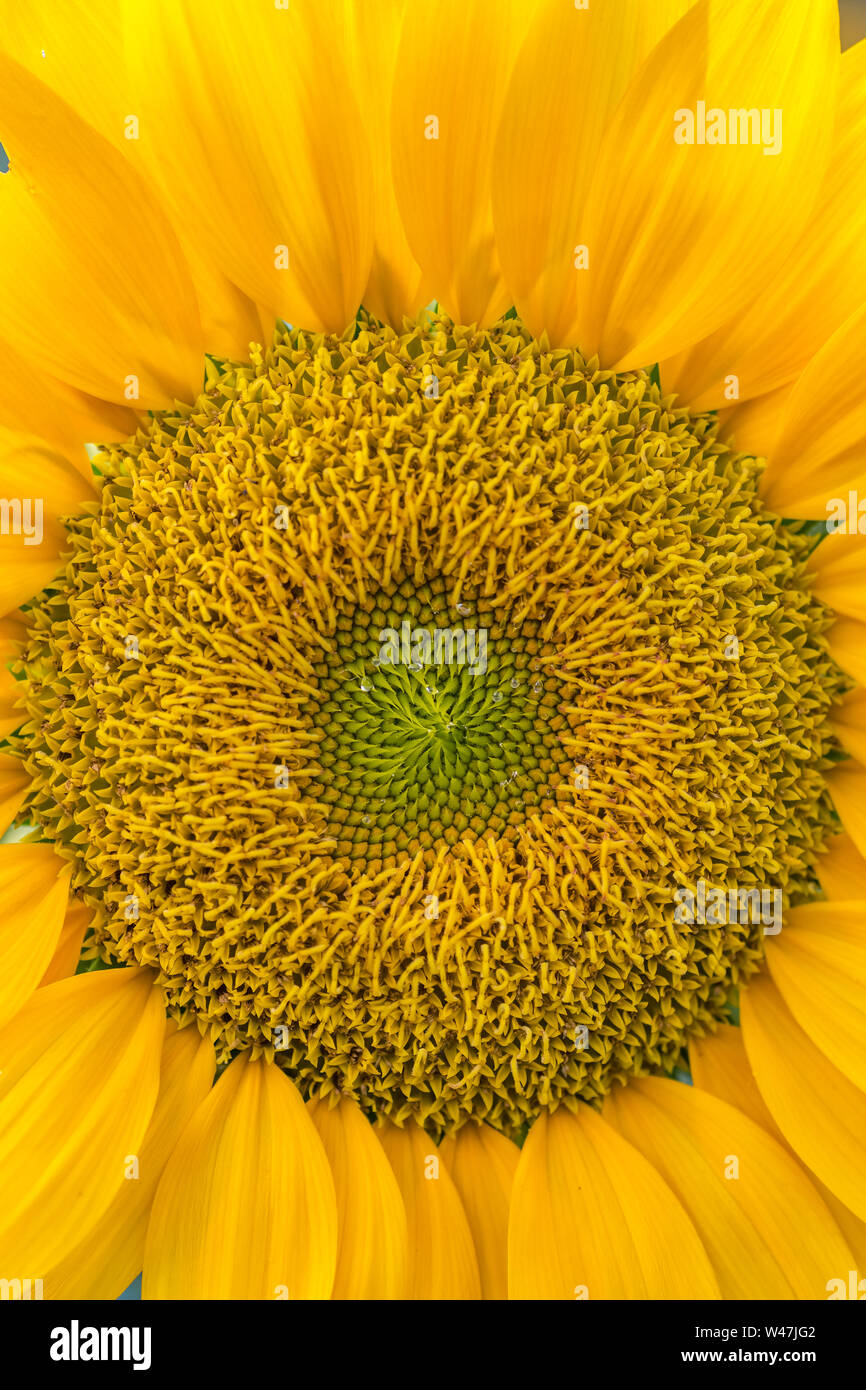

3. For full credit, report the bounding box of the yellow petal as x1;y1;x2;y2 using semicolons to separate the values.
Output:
45;1021;215;1299
378;1119;481;1299
0;612;25;738
508;1104;719;1299
438;1122;518;1300
4;4;266;364
663;40;866;409
831;687;866;765
581;0;838;366
759;303;866;518
493;0;693;346
821;617;866;687
606;1076;853;1298
691;1021;866;1274
0;336;137;465
826;761;866;861
177;250;265;365
2;0;126;145
0;967;164;1273
0;753;29;834
39;898;91;987
0;844;69;1030
344;0;424;327
124;0;372;335
307;1094;407;1300
717;382;793;460
0;54;202;408
690;1022;784;1137
817;833;866;901
807;531;866;622
143;1054;337;1299
765;901;866;1091
741;970;866;1220
0;433;96;615
392;0;537;326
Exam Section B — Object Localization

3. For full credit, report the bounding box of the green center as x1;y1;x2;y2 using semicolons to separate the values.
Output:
309;582;566;870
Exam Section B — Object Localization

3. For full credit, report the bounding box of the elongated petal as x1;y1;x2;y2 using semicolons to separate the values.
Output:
0;55;202;409
344;0;423;327
718;382;793;460
0;613;25;739
439;1122;518;1300
0;967;164;1273
831;688;866;765
0;754;28;833
378;1119;480;1299
124;0;372;335
807;532;866;622
508;1104;719;1299
581;0;838;367
663;39;866;409
690;1022;784;1137
826;761;866;861
765;902;866;1091
0;433;96;615
307;1095;407;1300
607;1076;852;1299
143;1054;337;1299
691;1020;866;1272
822;617;866;687
45;1022;215;1299
759;303;866;518
392;0;537;326
2;0;126;145
493;0;693;346
0;844;69;1030
741;971;866;1220
817;833;866;901
5;3;266;363
0;336;136;465
181;254;265;364
39;898;90;986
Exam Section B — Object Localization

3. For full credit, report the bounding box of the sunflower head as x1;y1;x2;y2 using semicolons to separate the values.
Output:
13;313;844;1137
0;0;864;1305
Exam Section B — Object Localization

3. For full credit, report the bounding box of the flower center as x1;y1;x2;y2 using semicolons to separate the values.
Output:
14;315;842;1137
310;588;567;870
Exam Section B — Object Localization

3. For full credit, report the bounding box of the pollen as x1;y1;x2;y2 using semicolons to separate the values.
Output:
13;314;845;1137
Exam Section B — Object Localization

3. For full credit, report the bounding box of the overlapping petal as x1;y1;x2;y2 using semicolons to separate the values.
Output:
143;1054;337;1299
0;844;69;1030
392;0;539;326
46;1021;215;1299
508;1104;719;1299
0;433;97;616
308;1095;407;1300
0;54;202;408
606;1076;853;1298
123;0;373;336
439;1121;518;1300
0;967;164;1273
378;1119;481;1299
663;39;866;409
741;972;866;1220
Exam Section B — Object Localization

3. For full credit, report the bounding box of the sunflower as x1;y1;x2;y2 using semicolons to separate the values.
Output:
0;0;865;1304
